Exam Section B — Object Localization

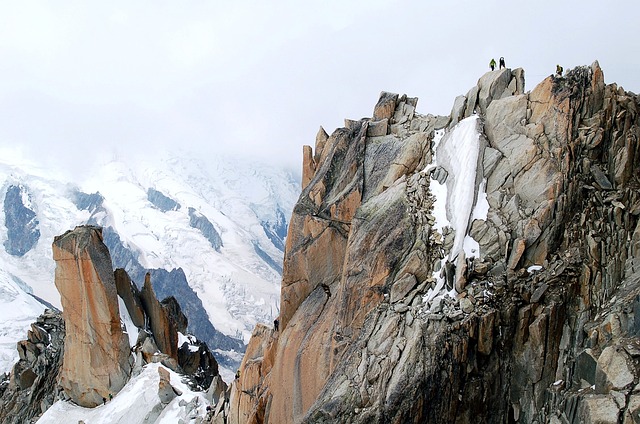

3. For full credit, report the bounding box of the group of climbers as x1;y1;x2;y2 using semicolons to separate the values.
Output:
489;57;506;71
489;57;564;77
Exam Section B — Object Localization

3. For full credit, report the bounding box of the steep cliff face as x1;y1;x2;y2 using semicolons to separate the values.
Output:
52;225;132;407
230;63;640;423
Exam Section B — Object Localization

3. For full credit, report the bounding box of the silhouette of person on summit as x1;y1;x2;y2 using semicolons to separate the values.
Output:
499;57;506;69
556;64;564;76
489;58;496;71
274;318;279;332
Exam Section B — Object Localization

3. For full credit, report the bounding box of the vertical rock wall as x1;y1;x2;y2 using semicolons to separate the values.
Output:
52;225;132;408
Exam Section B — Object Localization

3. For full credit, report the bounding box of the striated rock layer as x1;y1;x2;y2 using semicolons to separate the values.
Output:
52;225;132;408
230;63;640;423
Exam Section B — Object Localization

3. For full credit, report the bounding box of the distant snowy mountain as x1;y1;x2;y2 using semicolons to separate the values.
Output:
0;148;299;373
0;267;48;373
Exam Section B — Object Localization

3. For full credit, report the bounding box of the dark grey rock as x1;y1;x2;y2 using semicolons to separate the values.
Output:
147;188;181;212
188;207;223;252
3;185;40;257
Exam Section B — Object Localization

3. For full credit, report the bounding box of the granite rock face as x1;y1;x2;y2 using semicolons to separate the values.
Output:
52;225;132;408
140;273;181;361
230;63;640;423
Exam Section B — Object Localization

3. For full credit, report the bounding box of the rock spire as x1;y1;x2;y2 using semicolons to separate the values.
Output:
52;225;132;408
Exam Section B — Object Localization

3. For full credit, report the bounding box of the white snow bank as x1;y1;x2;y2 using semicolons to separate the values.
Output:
177;331;200;352
436;116;483;260
118;296;138;348
422;116;487;304
37;363;211;424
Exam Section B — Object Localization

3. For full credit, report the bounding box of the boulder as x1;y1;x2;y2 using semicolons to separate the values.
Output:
158;367;178;404
367;119;388;137
207;375;228;406
575;349;598;386
373;91;398;121
596;346;634;393
477;68;513;114
577;395;620;423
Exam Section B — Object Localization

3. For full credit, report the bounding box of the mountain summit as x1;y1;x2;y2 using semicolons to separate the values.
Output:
230;62;640;423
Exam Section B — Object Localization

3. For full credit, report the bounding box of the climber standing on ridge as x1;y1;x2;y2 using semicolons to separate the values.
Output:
499;57;506;69
556;64;564;76
489;58;496;71
274;318;279;332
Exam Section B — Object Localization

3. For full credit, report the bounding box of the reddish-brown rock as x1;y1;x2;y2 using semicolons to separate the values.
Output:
52;225;131;408
139;273;179;360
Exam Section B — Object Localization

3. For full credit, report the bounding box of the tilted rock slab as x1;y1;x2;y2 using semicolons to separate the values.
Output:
52;225;132;407
139;273;180;361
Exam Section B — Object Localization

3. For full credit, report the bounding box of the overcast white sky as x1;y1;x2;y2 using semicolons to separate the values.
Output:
1;0;639;176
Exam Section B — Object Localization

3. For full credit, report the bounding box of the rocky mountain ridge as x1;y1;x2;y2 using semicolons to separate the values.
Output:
229;63;640;423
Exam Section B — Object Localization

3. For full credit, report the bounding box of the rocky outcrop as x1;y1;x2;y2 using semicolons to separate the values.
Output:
3;184;40;257
188;207;223;252
52;225;132;407
230;63;640;423
104;227;244;367
157;366;181;404
140;273;180;361
178;337;218;390
115;267;145;328
147;188;181;212
0;309;64;424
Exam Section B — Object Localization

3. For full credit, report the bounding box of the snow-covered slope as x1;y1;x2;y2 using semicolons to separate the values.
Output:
37;363;214;424
0;268;47;373
0;148;299;373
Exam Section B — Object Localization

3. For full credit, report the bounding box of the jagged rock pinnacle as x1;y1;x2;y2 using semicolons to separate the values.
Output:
52;225;132;408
